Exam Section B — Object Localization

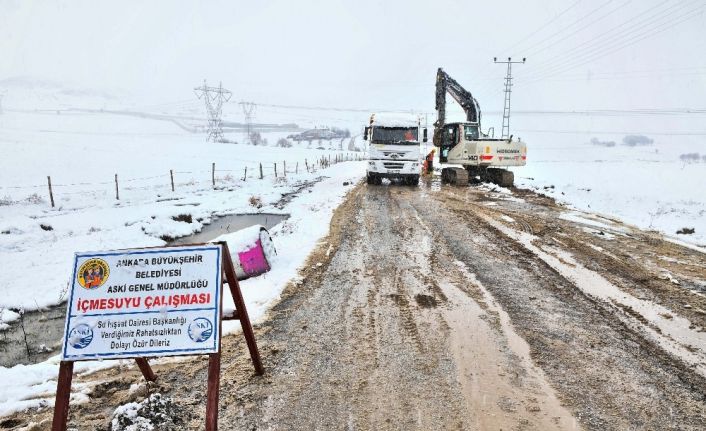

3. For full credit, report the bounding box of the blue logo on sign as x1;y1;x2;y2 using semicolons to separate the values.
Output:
68;324;94;349
188;318;213;342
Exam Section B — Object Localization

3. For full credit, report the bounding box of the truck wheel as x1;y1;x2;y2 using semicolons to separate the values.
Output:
366;175;373;185
411;175;420;186
374;176;383;185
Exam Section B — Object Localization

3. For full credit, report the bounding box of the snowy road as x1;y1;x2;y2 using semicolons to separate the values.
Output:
3;178;705;430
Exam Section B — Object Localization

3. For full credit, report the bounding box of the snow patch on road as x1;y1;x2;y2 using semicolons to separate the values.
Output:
500;215;515;223
559;211;624;233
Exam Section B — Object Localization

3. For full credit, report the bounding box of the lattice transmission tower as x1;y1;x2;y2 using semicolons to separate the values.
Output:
494;57;525;139
239;101;256;144
194;80;232;142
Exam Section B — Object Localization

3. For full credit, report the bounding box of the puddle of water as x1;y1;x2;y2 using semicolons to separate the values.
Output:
443;264;579;430
0;305;66;367
0;212;289;368
170;213;289;245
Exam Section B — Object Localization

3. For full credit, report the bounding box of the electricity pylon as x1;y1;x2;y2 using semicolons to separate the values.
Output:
194;81;232;142
239;101;256;144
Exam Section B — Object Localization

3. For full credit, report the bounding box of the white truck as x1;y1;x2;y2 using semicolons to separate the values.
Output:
363;113;427;186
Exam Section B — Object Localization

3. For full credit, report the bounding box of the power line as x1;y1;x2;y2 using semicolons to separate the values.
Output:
521;0;674;77
520;1;706;83
520;0;698;82
515;0;617;59
516;68;706;84
194;80;232;142
513;128;706;136
502;0;583;56
464;1;607;87
507;108;706;115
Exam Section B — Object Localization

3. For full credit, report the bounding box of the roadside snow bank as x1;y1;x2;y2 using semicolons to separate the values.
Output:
219;167;361;333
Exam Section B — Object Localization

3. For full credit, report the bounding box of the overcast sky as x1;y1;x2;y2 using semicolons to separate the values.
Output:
2;0;705;123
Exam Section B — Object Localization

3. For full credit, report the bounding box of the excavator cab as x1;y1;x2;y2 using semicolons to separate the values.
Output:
439;124;458;163
464;124;480;140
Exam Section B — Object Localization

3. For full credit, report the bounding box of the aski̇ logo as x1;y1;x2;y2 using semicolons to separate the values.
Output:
188;318;213;343
68;324;94;349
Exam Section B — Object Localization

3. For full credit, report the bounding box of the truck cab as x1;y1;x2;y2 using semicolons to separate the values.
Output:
363;114;426;186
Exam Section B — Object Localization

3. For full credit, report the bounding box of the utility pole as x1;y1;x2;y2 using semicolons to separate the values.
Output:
194;80;232;142
239;101;256;144
494;57;525;139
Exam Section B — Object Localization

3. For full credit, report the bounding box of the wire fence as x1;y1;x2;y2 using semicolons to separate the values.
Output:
0;153;365;208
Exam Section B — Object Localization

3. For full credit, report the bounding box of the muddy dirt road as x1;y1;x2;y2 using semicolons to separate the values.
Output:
5;179;705;430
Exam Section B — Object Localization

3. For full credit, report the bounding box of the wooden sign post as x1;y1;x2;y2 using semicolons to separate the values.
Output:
52;242;262;431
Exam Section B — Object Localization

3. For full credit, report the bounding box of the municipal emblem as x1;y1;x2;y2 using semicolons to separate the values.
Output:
77;258;110;289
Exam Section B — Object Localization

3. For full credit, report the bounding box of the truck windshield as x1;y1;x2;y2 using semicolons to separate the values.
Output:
372;127;418;145
464;125;479;140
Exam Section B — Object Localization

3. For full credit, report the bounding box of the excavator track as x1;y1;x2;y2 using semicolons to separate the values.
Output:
441;167;469;186
467;167;515;188
487;168;514;188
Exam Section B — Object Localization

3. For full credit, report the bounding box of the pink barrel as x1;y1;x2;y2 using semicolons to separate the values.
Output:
228;225;277;281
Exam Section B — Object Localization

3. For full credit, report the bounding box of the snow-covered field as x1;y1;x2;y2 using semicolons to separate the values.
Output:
0;95;363;318
0;88;365;415
501;114;706;247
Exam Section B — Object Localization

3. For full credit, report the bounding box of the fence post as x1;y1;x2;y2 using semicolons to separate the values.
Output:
243;167;247;181
296;162;298;174
305;159;308;172
283;161;286;177
47;176;55;208
274;163;277;178
114;174;119;200
259;163;263;179
212;163;215;188
170;169;175;192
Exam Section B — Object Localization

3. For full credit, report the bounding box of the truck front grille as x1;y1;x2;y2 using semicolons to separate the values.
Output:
383;162;405;169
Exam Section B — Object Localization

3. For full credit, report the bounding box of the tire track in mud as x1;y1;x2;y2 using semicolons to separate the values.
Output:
410;185;706;430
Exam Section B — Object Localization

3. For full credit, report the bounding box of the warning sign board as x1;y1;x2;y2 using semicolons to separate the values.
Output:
62;244;222;360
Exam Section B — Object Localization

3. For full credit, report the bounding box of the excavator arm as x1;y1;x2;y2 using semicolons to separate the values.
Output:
433;68;482;146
